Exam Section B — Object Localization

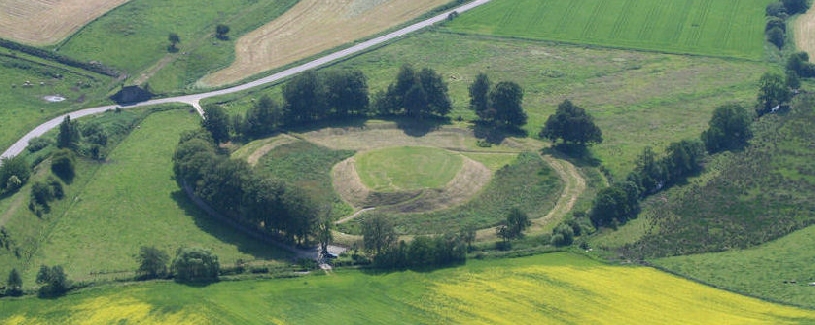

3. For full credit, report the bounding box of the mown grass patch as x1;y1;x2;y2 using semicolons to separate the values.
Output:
255;140;355;218
444;0;771;60
53;0;298;94
21;109;289;284
0;51;114;152
3;252;815;324
355;146;463;191
341;152;563;234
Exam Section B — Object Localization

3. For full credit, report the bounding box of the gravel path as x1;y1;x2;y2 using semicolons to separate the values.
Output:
1;0;492;161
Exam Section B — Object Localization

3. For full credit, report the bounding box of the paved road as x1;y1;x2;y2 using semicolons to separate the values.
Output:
1;0;492;161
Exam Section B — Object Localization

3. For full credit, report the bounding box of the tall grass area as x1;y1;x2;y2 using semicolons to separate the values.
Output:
0;51;114;151
18;109;289;284
3;252;815;324
255;141;355;218
627;94;815;259
53;0;298;94
444;0;771;60
209;32;770;178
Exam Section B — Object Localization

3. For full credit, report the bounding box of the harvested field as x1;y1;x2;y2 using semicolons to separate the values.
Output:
199;0;450;86
0;0;129;45
795;6;815;59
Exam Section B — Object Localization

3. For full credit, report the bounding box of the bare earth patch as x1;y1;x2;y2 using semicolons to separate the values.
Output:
199;0;450;86
0;0;129;45
795;6;815;59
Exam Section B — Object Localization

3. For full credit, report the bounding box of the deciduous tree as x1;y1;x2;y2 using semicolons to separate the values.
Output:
539;100;602;145
202;104;230;144
362;214;397;255
137;246;170;279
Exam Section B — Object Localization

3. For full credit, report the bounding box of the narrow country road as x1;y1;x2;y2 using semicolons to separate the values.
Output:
1;0;492;161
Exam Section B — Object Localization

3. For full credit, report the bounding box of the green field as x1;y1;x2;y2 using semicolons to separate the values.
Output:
3;253;815;324
53;0;298;94
211;32;770;178
13;109;289;284
445;0;772;60
0;51;114;152
355;146;464;191
654;224;815;309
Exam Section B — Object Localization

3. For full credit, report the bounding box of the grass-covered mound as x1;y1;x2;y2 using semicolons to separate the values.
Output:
354;146;463;192
629;94;815;258
3;253;814;324
444;0;769;60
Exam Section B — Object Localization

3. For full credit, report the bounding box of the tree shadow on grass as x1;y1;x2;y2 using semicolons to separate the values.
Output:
284;116;369;134
170;190;294;261
472;122;528;145
393;115;450;137
542;143;601;168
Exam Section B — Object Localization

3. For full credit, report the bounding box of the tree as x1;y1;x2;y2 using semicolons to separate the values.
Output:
168;33;180;52
30;181;54;208
137;246;170;279
57;115;80;149
757;72;791;116
202;104;230;144
459;224;477;250
36;265;69;296
469;73;491;120
766;2;788;18
243;95;282;138
551;223;575;247
663;139;705;184
539;100;602;145
767;26;785;49
701;103;753;153
417;68;452;117
172;247;220;283
283;71;326;123
489;81;527;128
632;146;664;194
215;24;230;40
6;268;22;296
590;184;637;228
1;155;30;193
504;207;531;239
324;69;369;117
362;214;397;255
51;149;75;182
782;0;809;14
317;216;333;258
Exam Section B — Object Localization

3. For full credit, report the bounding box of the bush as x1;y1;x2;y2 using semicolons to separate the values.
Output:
27;137;52;153
50;149;75;182
550;223;574;247
0;155;31;193
36;265;70;297
767;26;785;49
172;247;220;283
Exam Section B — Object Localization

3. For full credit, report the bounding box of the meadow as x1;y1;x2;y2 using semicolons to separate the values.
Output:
52;0;299;94
444;0;772;60
7;109;289;284
210;31;770;178
354;146;464;191
3;252;815;324
0;51;114;153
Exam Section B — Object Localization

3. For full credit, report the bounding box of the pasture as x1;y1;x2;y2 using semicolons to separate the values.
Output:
0;0;127;45
354;146;464;191
19;109;289;284
199;0;452;86
3;253;815;324
0;52;114;154
212;32;770;178
53;0;298;94
444;0;772;60
654;224;815;309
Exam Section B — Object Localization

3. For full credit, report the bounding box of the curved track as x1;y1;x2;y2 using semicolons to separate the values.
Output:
1;0;492;161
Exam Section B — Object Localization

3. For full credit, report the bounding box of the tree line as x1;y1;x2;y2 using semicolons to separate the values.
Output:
765;0;809;49
360;214;467;269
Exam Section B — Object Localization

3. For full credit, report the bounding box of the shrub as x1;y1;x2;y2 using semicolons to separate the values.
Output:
172;247;220;283
36;265;70;297
51;149;75;182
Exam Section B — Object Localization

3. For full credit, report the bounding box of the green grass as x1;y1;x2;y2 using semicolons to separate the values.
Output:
653;224;815;309
211;31;770;179
444;0;772;60
53;0;298;94
255;140;355;218
626;94;815;258
0;51;114;152
355;146;463;191
340;152;563;235
3;252;815;324
16;109;289;284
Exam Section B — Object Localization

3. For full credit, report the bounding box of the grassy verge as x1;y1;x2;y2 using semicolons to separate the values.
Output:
3;252;815;324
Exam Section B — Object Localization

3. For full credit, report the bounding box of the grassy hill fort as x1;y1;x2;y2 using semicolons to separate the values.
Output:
2;0;815;323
